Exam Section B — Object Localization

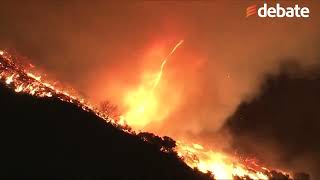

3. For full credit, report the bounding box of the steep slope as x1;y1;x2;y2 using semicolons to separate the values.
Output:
0;83;211;180
0;51;304;180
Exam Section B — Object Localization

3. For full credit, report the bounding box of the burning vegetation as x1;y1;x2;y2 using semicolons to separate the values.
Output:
0;49;306;180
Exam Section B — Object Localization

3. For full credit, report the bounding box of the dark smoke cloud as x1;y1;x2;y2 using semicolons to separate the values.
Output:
223;62;320;178
0;0;320;176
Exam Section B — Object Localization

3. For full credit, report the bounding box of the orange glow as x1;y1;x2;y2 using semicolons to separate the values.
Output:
115;40;284;179
0;50;121;126
0;49;291;180
176;141;270;179
153;40;183;89
121;40;183;129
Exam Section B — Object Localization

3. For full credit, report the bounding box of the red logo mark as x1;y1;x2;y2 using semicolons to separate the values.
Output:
246;5;257;17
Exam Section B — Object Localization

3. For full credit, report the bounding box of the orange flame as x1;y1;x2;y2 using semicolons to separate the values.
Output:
0;49;292;180
122;40;183;129
0;50;122;127
176;141;270;179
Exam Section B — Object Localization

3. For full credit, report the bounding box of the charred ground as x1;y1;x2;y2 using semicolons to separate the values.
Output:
0;83;212;180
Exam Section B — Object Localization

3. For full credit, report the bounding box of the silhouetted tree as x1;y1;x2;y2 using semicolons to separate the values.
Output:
100;100;119;119
162;136;176;152
138;132;177;152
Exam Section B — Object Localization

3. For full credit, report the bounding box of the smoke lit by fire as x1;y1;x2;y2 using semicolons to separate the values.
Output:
0;48;295;179
122;40;183;129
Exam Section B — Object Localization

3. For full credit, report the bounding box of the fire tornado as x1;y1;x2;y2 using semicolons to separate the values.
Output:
122;40;184;129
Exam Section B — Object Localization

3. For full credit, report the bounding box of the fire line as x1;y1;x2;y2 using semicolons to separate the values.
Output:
0;49;292;180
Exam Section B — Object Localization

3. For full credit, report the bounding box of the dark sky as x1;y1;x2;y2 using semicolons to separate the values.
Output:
0;0;319;177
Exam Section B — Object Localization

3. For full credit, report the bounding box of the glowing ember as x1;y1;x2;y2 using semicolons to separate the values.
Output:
5;74;15;84
0;49;291;180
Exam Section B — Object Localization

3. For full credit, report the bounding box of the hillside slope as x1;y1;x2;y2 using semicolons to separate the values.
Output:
0;83;211;180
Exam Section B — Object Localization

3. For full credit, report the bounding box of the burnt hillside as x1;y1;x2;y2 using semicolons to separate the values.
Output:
0;83;211;180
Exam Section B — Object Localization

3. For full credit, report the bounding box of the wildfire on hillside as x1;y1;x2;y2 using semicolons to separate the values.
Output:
0;49;293;180
0;50;121;127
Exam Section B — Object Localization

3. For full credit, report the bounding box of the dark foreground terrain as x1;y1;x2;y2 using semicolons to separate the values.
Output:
0;83;211;180
0;62;314;180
